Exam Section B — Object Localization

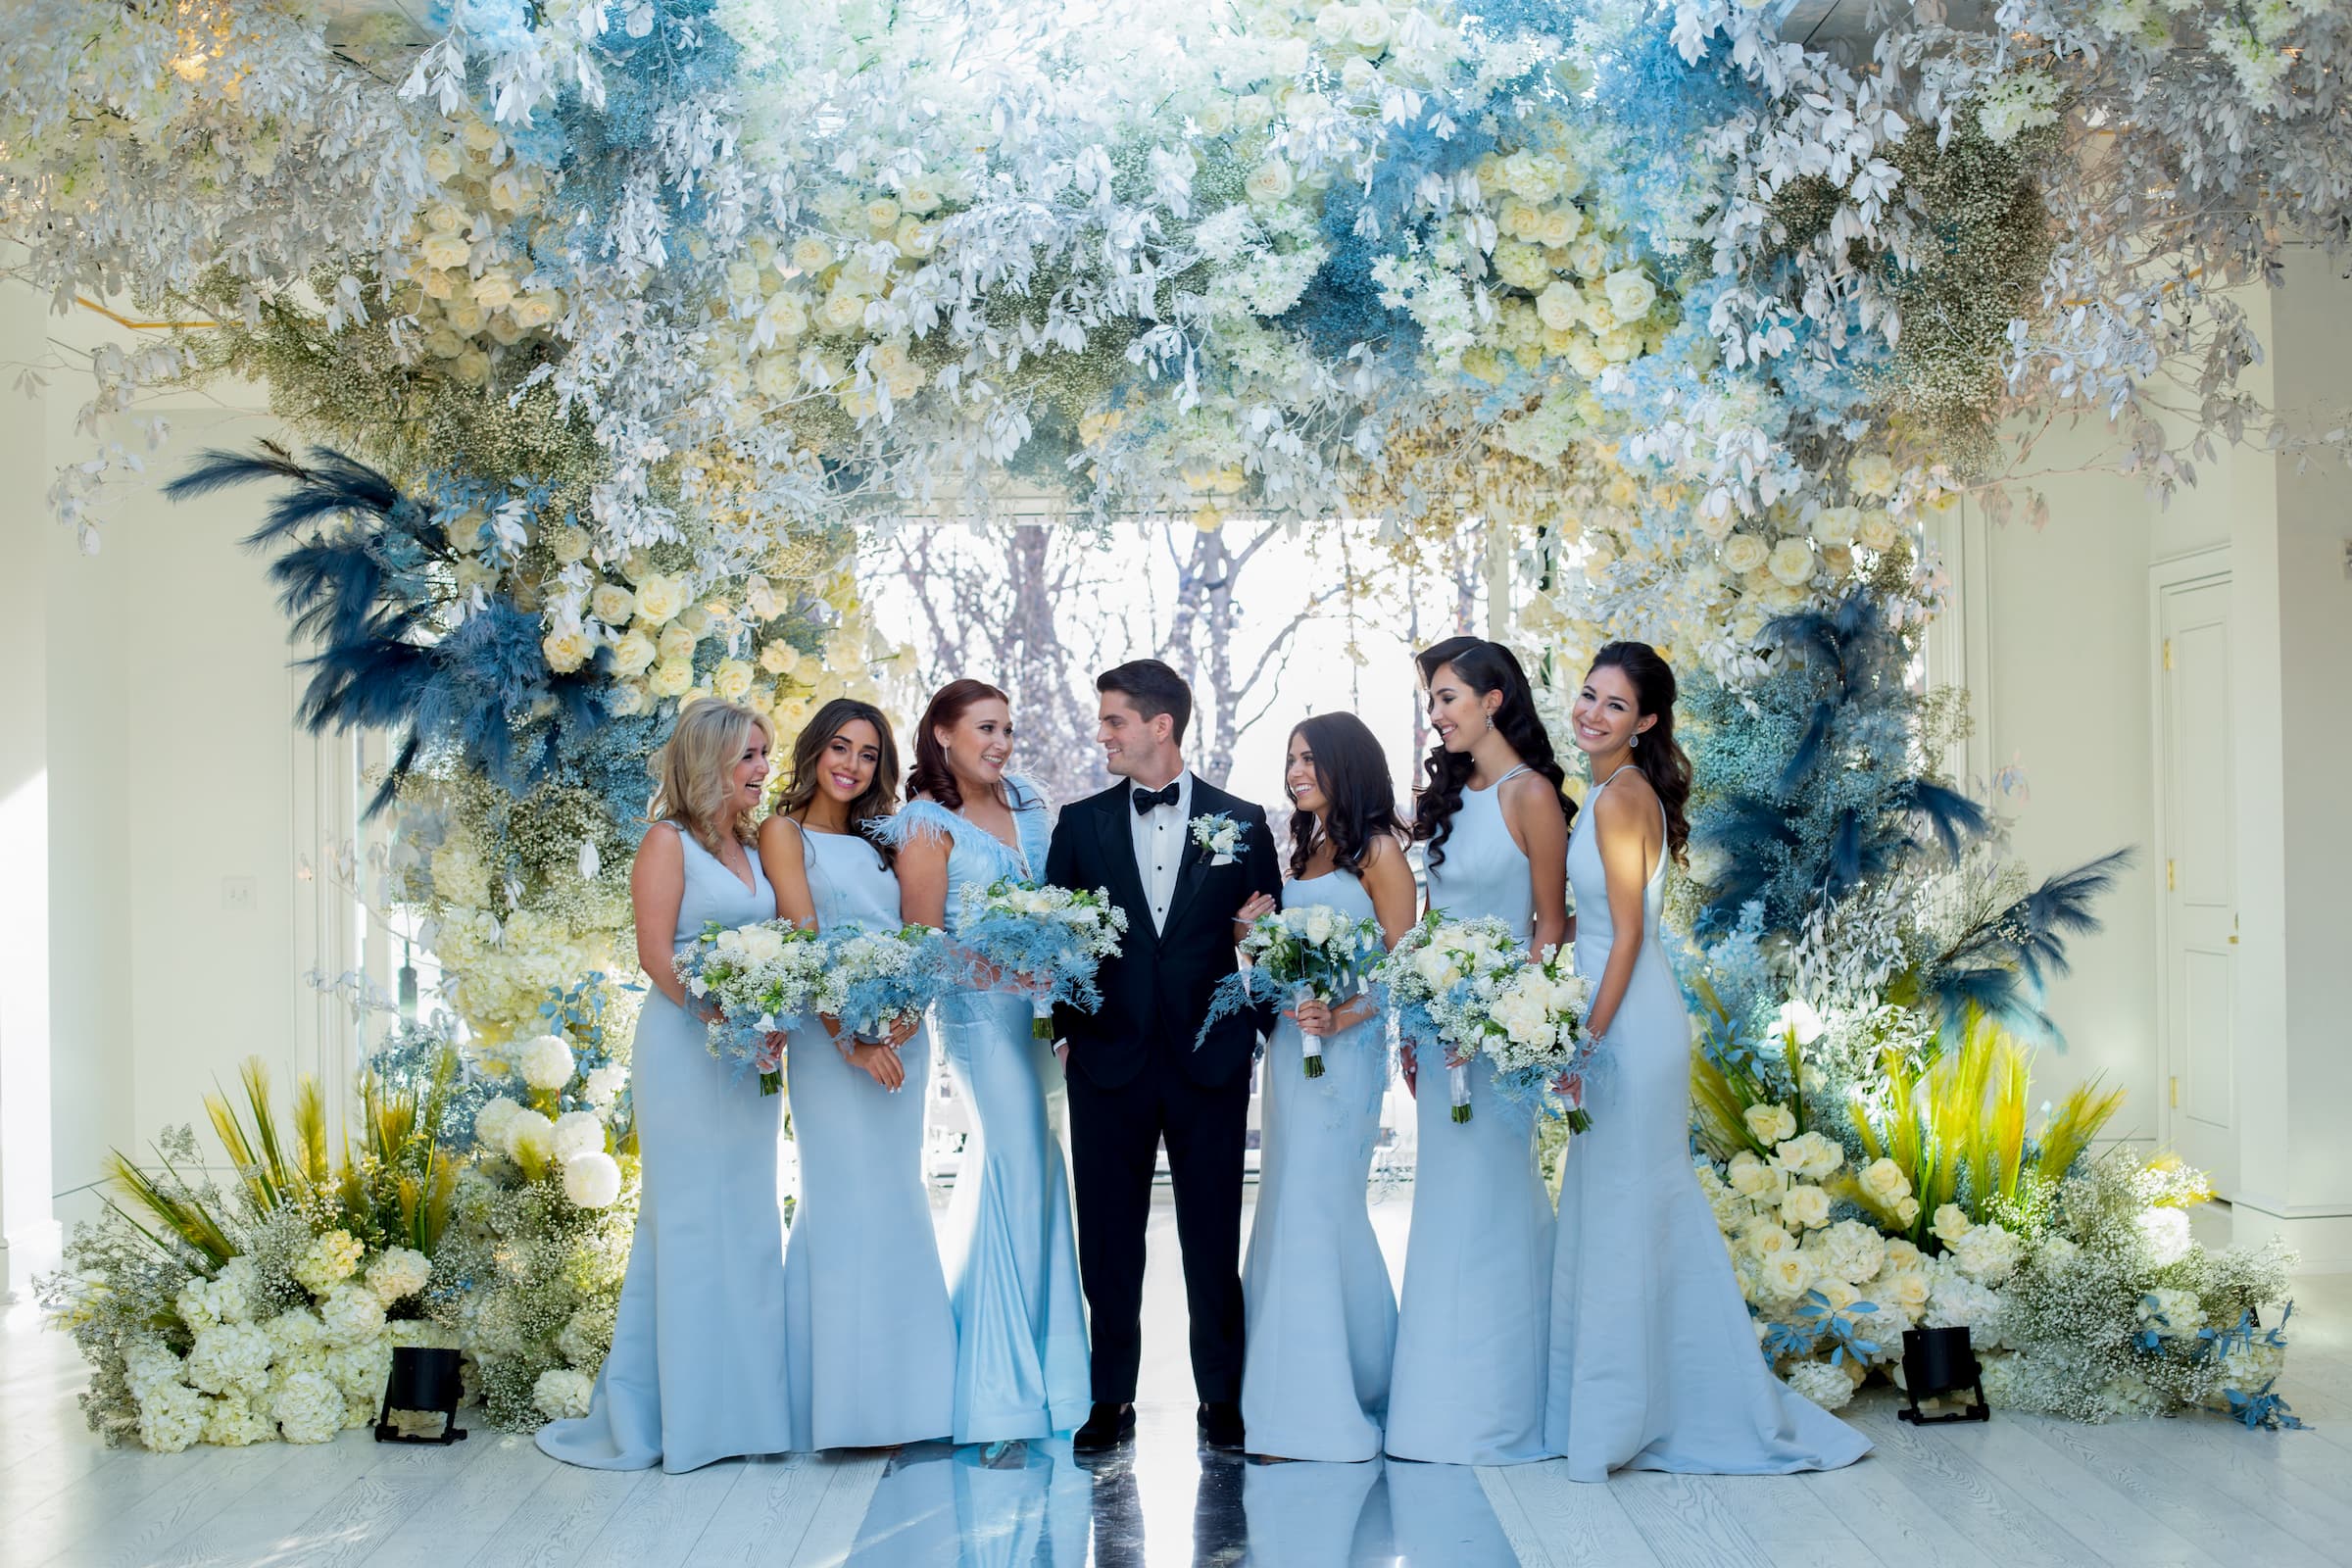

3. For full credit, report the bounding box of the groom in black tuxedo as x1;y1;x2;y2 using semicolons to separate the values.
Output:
1047;660;1281;1455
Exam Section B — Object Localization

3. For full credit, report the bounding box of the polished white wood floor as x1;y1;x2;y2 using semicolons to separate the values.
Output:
5;1228;2346;1567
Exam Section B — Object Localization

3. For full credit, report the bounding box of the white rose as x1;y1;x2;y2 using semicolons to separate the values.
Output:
1245;158;1297;205
564;1151;623;1209
1766;538;1815;587
1602;267;1657;322
711;660;756;703
1742;1102;1796;1146
418;231;471;270
1348;5;1394;50
1847;451;1898;498
789;235;835;273
1856;508;1900;550
590;583;636;624
632;573;685;624
1235;93;1275;131
541;622;593;675
1196;98;1235;136
550;525;594;564
1720;532;1769;575
1779;1183;1832;1230
517;1033;576;1091
1535;279;1583;332
553;1109;607;1163
1727;1150;1778;1199
610;629;658;678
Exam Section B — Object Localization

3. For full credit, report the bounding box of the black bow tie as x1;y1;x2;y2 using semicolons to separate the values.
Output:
1132;782;1180;815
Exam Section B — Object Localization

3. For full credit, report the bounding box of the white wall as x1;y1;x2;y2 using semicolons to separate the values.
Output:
4;280;337;1245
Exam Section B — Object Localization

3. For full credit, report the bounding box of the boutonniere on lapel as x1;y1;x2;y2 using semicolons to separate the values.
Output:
1190;812;1248;867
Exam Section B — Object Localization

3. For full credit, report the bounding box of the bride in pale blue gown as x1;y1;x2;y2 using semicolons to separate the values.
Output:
539;701;795;1474
877;678;1090;1450
758;699;956;1450
1545;642;1869;1479
1234;713;1415;1462
1386;637;1570;1467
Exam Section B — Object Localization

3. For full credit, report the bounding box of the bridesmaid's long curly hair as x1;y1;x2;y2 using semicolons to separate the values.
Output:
1285;712;1407;881
1586;641;1692;863
1411;636;1570;870
906;678;1010;811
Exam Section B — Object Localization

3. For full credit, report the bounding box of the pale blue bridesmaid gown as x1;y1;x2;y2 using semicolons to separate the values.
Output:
1385;769;1555;1466
1545;768;1871;1479
538;823;794;1473
874;776;1090;1445
778;821;956;1450
1241;868;1396;1462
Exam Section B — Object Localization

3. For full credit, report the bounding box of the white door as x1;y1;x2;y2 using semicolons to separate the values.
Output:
2156;576;2235;1192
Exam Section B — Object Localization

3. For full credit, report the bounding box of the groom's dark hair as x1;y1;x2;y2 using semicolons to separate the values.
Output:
1097;659;1193;746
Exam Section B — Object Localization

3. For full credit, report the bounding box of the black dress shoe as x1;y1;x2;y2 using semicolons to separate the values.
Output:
1198;1400;1245;1451
1072;1401;1136;1453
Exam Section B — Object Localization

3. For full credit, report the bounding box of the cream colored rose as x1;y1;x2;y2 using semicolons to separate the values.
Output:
540;622;592;674
1348;4;1395;50
590;584;635;624
1742;1102;1796;1145
470;269;517;311
658;622;698;662
632;573;684;624
452;348;492;385
1780;1183;1833;1230
1535;278;1583;332
1766;538;1815;587
1930;1202;1974;1245
1196;98;1235;136
1727;1150;1779;1199
789;236;835;273
1858;1157;1913;1207
1246;157;1297;205
445;299;488;334
1539;205;1585;249
895;218;937;259
1810;506;1859;547
900;180;941;216
1856;509;1899;550
424;143;462;182
1815;1277;1860;1312
1603;267;1657;322
817;292;866;335
754;353;799;400
1564;335;1607;379
1742;1220;1796;1259
610;631;658;678
1847;451;1898;498
419;232;471;270
761;293;809;338
1760;1252;1813;1299
1236;93;1275;131
863;196;901;232
648;659;694;699
1567;237;1607;277
759;640;803;676
711;660;755;703
513;291;563;328
551;526;595;565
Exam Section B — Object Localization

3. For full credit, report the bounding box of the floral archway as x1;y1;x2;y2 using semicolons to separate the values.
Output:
11;0;2338;1447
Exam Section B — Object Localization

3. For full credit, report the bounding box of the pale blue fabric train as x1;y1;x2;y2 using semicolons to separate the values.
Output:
1241;866;1397;1462
874;776;1090;1445
1545;767;1871;1479
1385;770;1556;1466
537;823;794;1474
777;820;956;1450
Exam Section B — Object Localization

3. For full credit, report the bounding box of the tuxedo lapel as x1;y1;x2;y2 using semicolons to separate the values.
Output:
1160;782;1221;936
1091;791;1154;942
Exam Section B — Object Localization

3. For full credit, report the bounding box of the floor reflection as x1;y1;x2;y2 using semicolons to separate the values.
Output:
841;1402;1518;1565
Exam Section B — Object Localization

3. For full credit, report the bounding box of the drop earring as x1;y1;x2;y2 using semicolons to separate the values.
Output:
1630;733;1640;750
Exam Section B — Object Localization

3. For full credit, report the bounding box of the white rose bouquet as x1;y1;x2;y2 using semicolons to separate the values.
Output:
955;877;1129;1015
675;919;839;1094
1472;947;1597;1131
1195;902;1386;1076
823;922;951;1043
1378;912;1526;1122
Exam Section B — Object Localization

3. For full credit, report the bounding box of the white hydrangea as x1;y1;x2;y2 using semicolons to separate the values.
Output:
122;1338;187;1401
1810;1219;1887;1287
2135;1205;2193;1268
292;1230;366;1296
1785;1357;1860;1412
582;1064;628;1108
183;1322;274;1397
533;1367;595;1420
564;1151;624;1209
325;1337;393;1412
1924;1258;2005;1343
1947;1219;2022;1287
319;1282;388;1347
553;1110;608;1163
137;1379;210;1452
271;1369;347;1445
518;1033;578;1091
365;1248;432;1306
202;1395;278;1447
176;1258;257;1328
263;1307;327;1360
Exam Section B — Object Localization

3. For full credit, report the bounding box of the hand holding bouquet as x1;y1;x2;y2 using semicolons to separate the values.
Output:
1379;913;1525;1121
676;919;838;1095
1197;903;1385;1075
824;923;949;1045
955;878;1129;1014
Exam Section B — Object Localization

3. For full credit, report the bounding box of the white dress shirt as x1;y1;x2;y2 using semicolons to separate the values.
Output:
1128;769;1194;934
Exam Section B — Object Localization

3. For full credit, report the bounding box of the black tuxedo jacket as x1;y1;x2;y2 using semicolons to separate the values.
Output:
1045;775;1282;1091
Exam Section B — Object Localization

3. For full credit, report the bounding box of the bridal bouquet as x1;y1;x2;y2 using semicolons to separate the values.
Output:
1196;904;1385;1075
1477;948;1598;1132
676;919;838;1095
824;923;950;1043
1380;913;1526;1122
955;877;1129;1014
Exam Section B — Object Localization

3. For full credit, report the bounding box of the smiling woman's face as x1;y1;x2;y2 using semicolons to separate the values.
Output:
938;697;1013;787
813;717;882;806
1423;662;1499;754
1570;663;1651;756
